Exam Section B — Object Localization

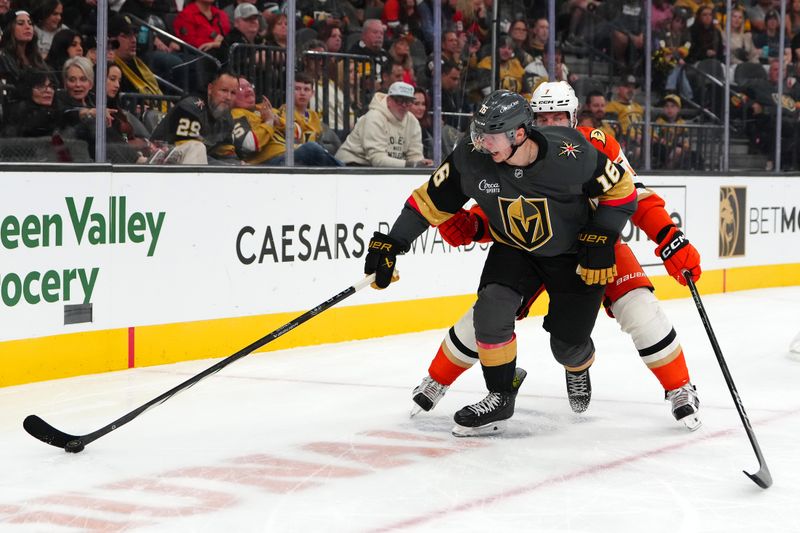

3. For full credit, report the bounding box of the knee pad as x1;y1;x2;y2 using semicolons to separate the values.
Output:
473;283;522;345
550;335;594;369
610;288;681;365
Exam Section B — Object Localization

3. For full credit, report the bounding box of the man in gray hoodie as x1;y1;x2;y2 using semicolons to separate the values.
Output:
335;81;433;167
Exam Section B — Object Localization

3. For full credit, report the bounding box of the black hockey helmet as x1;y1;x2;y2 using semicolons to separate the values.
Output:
470;90;535;154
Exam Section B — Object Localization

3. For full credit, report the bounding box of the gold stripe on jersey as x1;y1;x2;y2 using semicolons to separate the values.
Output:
598;169;636;203
411;182;456;226
478;338;517;367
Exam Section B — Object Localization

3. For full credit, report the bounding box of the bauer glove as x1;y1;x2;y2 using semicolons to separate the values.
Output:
365;232;405;289
655;226;701;286
438;206;488;247
576;224;618;285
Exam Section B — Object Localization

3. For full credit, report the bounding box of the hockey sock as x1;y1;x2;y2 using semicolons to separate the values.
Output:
650;349;690;391
428;343;474;385
477;337;517;393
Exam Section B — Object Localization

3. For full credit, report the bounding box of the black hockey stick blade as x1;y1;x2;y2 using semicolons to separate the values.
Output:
23;274;376;453
684;272;773;489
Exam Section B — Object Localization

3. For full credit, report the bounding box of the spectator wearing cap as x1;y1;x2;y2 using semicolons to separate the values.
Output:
110;14;164;98
173;0;230;56
221;3;266;60
654;7;693;100
224;0;267;38
752;10;782;63
335;80;432;167
652;93;692;169
746;0;773;34
605;74;643;140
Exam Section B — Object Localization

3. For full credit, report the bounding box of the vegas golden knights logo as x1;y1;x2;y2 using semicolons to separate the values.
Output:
498;196;552;251
719;186;746;257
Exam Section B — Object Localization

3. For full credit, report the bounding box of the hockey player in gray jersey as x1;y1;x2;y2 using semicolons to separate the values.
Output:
364;90;637;436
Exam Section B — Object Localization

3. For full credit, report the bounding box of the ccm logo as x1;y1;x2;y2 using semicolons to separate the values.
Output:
579;233;608;244
660;231;687;260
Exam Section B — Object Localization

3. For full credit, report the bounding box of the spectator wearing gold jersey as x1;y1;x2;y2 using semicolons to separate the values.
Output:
230;72;342;166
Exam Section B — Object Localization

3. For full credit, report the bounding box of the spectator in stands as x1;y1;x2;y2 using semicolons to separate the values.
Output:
118;1;183;85
45;28;82;74
173;0;230;56
652;93;692;170
335;80;431;167
508;18;533;65
752;9;782;63
0;11;47;102
576;108;597;128
318;20;343;53
524;46;575;92
32;0;65;58
452;0;488;44
527;17;548;59
410;86;461;160
606;74;643;142
381;58;407;91
477;35;528;97
388;37;416;85
106;62;152;163
348;19;390;85
150;69;238;165
686;5;723;64
793;26;800;65
58;56;110;151
231;72;342;166
746;0;773;34
2;68;60;137
223;0;267;38
654;7;693;100
221;3;266;58
602;0;644;66
310;58;360;132
0;0;11;30
727;6;760;65
111;14;163;98
651;0;674;34
383;0;426;45
440;60;470;130
265;12;288;48
583;89;617;138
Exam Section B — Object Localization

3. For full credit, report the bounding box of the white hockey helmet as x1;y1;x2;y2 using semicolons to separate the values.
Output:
530;81;579;128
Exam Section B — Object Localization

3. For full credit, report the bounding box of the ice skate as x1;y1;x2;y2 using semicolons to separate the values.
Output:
452;368;527;437
410;376;449;417
566;368;591;413
666;382;701;431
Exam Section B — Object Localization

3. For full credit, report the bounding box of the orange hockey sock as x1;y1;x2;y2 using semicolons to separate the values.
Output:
650;350;690;391
428;343;475;386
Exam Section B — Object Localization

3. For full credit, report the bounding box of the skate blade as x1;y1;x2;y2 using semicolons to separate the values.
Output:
451;420;507;437
410;404;423;418
680;414;702;431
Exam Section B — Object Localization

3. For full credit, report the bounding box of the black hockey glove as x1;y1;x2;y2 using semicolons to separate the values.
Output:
576;224;618;285
365;232;406;289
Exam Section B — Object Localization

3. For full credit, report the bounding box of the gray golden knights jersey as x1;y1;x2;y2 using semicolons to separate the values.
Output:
399;126;636;256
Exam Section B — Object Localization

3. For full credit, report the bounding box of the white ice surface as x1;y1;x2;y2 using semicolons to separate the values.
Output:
1;286;799;532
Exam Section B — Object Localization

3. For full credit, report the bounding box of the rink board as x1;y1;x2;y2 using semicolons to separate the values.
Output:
1;170;799;386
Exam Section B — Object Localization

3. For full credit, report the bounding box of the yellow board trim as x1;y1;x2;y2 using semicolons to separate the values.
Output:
2;263;799;387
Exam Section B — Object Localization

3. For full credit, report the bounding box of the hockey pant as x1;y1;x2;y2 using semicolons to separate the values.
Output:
427;243;691;392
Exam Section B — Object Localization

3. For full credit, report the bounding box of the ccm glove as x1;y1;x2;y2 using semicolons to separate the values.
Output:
655;226;702;286
365;232;406;289
438;208;486;247
576;225;618;285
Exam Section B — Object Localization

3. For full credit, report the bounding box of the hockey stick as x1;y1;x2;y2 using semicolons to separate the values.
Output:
684;272;773;489
23;274;376;453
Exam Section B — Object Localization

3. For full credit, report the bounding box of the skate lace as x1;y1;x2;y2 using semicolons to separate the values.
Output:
667;384;697;409
420;378;447;400
467;392;503;415
566;371;589;396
